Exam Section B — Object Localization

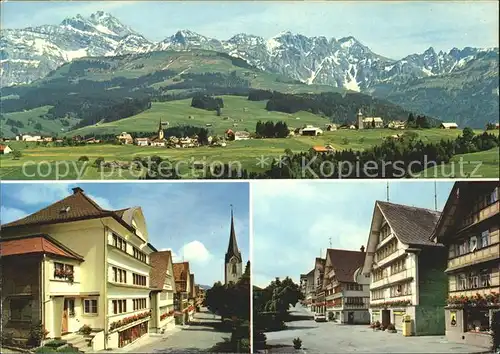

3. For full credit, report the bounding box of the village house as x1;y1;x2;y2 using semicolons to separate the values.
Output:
388;121;406;130
303;269;315;309
149;251;177;334
0;144;13;154
117;132;133;145
234;131;251;141
172;262;194;324
17;134;42;142
0;187;157;351
84;137;101;144
310;146;335;154
135;138;150;147
310;258;326;314
301;125;323;136
430;181;499;349
440;123;459;129
299;273;308;296
325;124;338;131
362;201;448;335
323;248;371;324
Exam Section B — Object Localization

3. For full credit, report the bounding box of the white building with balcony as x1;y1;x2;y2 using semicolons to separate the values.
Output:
322;247;370;324
362;201;448;335
1;187;157;351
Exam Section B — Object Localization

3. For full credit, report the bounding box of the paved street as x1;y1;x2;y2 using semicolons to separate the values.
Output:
264;305;489;353
111;308;227;353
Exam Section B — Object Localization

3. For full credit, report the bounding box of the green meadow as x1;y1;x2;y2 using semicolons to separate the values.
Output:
1;127;496;180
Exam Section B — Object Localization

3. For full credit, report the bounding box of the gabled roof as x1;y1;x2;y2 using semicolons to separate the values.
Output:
225;210;242;263
1;187;139;235
377;201;442;247
325;248;365;283
173;262;190;292
1;234;84;261
150;250;174;291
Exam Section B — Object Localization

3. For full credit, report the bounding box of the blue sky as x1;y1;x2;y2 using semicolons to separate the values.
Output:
2;1;498;59
0;182;250;286
252;180;454;288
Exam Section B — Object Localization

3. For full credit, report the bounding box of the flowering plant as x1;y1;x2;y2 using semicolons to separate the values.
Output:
446;292;499;307
109;310;151;331
370;299;411;309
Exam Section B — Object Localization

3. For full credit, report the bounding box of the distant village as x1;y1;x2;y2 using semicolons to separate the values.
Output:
1;109;498;156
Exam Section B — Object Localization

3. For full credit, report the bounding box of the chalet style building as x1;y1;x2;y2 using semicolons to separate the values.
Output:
0;187;203;351
303;269;315;309
323;248;370;324
362;201;448;335
431;181;499;349
173;262;195;325
0;188;157;350
309;258;325;313
224;208;243;285
149;251;176;334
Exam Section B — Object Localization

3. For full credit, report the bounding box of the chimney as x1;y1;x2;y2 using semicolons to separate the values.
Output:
275;277;280;282
360;245;365;253
72;187;84;194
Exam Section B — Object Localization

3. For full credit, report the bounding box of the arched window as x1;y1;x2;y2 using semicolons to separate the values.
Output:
232;263;237;275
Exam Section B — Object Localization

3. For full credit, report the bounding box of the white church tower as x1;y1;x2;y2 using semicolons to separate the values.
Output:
357;109;364;130
224;206;242;284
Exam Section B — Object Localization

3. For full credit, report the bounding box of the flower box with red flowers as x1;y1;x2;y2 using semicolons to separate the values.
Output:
370;300;411;309
109;310;151;331
446;292;499;308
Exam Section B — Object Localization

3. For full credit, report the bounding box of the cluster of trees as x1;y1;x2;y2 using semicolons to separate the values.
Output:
204;261;250;353
247;89;439;126
255;121;289;138
197;129;499;179
164;72;250;92
407;113;431;128
191;95;224;112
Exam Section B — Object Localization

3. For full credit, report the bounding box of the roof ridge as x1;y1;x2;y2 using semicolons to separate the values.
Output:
377;200;441;214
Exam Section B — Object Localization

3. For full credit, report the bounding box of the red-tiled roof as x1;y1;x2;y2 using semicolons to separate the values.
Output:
150;251;173;290
1;188;137;234
311;146;329;153
326;248;365;283
173;262;190;293
1;235;84;260
0;144;9;151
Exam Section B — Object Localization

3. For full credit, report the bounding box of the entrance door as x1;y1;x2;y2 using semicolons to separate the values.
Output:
381;309;390;328
347;312;354;324
62;299;69;333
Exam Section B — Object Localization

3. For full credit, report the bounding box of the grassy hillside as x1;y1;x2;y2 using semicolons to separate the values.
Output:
1;106;81;137
2;128;495;180
419;147;499;178
68;95;330;136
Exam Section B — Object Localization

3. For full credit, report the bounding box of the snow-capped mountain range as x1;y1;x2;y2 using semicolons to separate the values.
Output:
1;11;498;90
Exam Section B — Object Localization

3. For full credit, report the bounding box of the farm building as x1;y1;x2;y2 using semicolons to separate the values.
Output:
325;124;338;131
234;131;251;141
310;145;335;154
301;126;323;136
440;122;458;129
135;138;150;146
362;117;384;128
0;144;13;154
388;121;406;129
117;132;133;145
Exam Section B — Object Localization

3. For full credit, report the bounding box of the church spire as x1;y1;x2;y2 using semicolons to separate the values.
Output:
158;119;164;140
225;204;242;263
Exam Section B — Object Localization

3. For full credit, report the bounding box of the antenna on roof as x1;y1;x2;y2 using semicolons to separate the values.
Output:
329;237;332;248
386;182;390;202
434;181;438;211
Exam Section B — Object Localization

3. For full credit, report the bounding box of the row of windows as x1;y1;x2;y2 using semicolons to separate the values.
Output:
133;247;147;263
450;230;491;258
133;298;147;311
461;188;498;228
112;299;127;314
456;269;491;290
112;234;148;264
391;259;406;275
112;234;127;252
372;289;384;300
113;267;127;284
389;282;412;297
345;283;363;291
133;274;147;286
345;297;365;305
376;239;398;262
379;223;391;243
